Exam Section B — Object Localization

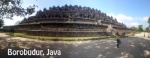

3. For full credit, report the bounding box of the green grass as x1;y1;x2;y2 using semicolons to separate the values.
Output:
6;33;112;41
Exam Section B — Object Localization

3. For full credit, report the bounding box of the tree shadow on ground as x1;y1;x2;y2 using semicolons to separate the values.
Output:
93;37;149;58
0;37;150;58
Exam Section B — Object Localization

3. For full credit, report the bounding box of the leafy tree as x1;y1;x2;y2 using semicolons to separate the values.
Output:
138;25;143;32
0;19;4;27
145;27;150;32
148;17;150;27
0;0;37;19
130;26;138;31
147;17;150;32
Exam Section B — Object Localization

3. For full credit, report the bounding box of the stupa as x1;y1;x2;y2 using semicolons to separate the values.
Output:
11;5;132;37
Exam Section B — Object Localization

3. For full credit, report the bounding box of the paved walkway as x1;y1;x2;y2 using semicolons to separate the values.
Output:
0;33;150;58
134;32;150;40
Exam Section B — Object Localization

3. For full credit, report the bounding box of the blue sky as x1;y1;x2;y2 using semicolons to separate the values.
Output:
4;0;150;29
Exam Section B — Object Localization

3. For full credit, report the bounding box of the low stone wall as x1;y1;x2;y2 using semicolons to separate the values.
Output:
2;25;133;37
27;30;111;37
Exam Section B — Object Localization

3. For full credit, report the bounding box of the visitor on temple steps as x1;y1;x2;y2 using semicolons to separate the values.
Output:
115;32;121;48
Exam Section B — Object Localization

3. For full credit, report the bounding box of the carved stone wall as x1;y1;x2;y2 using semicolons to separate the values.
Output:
2;5;132;37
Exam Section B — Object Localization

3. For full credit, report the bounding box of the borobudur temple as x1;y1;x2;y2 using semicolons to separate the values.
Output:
7;5;132;37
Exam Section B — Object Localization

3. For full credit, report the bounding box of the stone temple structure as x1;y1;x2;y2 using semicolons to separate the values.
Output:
6;5;132;37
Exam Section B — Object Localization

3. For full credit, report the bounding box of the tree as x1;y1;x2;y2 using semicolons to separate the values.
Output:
138;25;143;32
145;27;150;32
130;26;138;31
0;0;37;19
0;19;4;27
148;17;150;27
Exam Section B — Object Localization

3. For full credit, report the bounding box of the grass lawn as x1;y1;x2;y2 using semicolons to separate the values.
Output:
6;32;112;41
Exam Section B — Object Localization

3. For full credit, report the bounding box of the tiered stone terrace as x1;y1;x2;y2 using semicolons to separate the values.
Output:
12;5;131;37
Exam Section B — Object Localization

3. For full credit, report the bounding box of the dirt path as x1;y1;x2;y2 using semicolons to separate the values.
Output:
134;32;150;40
0;33;150;58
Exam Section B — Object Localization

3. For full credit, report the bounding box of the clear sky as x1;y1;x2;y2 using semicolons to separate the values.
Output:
4;0;150;29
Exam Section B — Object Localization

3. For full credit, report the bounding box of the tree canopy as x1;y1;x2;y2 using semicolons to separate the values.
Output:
0;0;37;19
0;19;4;27
138;25;143;32
130;26;138;31
148;17;150;27
146;17;150;32
145;27;150;32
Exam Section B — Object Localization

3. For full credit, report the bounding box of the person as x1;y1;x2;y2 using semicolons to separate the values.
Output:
148;33;150;38
143;32;145;37
115;32;121;48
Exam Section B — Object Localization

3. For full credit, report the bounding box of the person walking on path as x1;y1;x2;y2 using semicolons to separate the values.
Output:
144;32;145;37
148;33;150;38
115;32;121;48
